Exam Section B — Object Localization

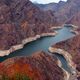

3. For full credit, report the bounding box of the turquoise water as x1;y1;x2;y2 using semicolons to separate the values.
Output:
0;27;75;62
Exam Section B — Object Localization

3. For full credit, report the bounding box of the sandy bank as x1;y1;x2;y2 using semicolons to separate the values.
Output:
0;32;57;57
56;57;70;80
49;47;77;80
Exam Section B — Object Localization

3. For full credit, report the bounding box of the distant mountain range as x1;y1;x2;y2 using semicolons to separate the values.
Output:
36;0;80;26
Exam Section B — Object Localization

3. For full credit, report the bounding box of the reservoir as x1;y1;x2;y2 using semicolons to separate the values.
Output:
0;26;75;65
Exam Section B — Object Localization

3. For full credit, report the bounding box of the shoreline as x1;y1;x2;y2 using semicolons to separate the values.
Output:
48;47;77;80
0;32;58;57
50;26;63;30
51;24;79;35
56;56;70;80
64;24;79;35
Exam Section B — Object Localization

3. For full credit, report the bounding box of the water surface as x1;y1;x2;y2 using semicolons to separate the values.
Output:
0;26;75;62
54;53;72;73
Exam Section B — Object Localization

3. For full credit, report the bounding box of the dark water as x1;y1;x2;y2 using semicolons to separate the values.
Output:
0;27;75;63
54;53;71;73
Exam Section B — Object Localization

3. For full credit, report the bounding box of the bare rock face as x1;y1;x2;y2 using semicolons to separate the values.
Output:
0;0;58;50
0;51;64;80
35;1;66;11
66;12;80;32
36;0;80;26
66;12;80;26
55;0;80;24
52;35;80;79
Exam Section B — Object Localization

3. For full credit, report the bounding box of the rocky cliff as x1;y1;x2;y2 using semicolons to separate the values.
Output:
0;51;65;80
35;1;66;11
55;0;80;24
66;12;80;32
0;0;58;50
51;35;80;80
36;0;80;26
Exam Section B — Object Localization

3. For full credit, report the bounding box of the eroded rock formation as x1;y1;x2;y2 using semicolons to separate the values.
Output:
0;0;58;50
36;0;80;26
66;12;80;32
55;0;80;25
0;51;65;80
35;1;66;11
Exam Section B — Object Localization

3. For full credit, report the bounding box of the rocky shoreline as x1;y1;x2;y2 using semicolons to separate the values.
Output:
0;32;57;57
64;24;79;35
50;26;63;30
49;47;77;80
0;24;77;57
56;56;70;80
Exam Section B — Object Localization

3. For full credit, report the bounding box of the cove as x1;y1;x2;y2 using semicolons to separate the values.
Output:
0;26;75;62
53;53;72;73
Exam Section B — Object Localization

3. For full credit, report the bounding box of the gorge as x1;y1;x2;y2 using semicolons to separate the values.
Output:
0;0;80;80
0;26;75;62
0;26;76;80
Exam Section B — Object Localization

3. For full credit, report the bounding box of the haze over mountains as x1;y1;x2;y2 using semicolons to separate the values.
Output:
36;0;80;26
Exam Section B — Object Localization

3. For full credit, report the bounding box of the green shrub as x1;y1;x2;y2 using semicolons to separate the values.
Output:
14;73;30;80
2;75;10;80
1;73;31;80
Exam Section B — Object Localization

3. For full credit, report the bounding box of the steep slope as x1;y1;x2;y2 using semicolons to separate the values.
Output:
0;51;64;80
35;1;66;11
0;0;58;51
36;0;80;25
55;0;80;24
50;35;80;79
66;12;80;32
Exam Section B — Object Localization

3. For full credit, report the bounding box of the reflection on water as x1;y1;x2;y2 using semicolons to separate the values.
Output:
0;26;75;62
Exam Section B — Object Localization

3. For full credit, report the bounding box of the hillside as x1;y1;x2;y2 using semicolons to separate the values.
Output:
51;35;80;80
0;0;59;51
0;51;64;80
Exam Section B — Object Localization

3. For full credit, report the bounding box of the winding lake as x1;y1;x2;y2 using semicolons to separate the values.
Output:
0;26;75;66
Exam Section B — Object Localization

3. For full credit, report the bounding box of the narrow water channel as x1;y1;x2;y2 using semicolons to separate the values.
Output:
0;26;75;63
53;53;71;73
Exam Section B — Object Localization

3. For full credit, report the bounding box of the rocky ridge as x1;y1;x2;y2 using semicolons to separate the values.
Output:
36;0;80;27
0;0;59;56
0;51;66;80
49;34;80;80
35;1;66;11
54;0;80;25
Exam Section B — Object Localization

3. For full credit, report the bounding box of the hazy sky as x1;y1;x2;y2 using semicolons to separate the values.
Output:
30;0;67;4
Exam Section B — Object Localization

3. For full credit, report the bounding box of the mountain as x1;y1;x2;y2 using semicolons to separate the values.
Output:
54;0;80;24
36;0;80;25
35;1;66;11
0;51;64;80
0;0;59;51
66;12;80;29
51;34;80;80
35;3;58;11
